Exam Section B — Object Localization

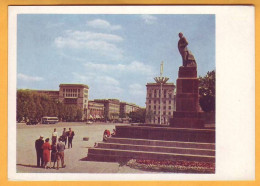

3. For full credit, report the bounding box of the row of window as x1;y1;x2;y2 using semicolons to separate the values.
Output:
148;100;172;104
63;88;82;93
63;93;80;97
153;111;172;115
148;105;172;110
148;93;172;98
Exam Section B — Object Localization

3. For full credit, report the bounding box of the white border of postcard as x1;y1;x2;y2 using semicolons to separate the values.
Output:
8;5;255;181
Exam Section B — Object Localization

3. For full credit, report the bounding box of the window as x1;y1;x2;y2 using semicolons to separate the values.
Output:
149;100;151;103
169;112;171;115
154;105;156;109
169;94;172;98
163;106;166;110
169;106;171;109
154;111;156;114
169;100;171;104
154;100;156;104
149;105;151;109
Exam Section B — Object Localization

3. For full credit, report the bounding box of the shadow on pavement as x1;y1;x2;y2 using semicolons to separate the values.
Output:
16;164;41;169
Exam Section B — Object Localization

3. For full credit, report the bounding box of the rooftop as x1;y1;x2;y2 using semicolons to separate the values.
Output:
146;82;175;86
59;84;89;89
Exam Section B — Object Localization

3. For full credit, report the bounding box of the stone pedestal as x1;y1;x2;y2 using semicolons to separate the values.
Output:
170;66;205;128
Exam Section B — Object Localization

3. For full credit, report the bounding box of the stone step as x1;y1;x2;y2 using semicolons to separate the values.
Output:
97;142;215;156
106;137;215;150
87;148;215;162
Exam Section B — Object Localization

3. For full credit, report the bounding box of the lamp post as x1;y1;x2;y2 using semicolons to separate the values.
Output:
154;61;169;125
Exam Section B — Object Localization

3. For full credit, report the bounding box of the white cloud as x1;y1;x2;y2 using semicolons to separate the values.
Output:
129;83;145;96
84;61;155;76
87;19;122;30
18;73;44;82
54;30;124;60
141;15;157;24
72;72;123;95
65;30;123;42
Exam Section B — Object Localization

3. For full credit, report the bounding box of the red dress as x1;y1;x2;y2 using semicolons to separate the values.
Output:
42;142;51;163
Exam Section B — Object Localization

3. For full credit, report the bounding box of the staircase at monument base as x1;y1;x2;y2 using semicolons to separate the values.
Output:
87;137;215;163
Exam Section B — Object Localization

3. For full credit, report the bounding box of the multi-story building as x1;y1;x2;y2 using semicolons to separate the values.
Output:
94;99;120;121
59;84;89;120
145;82;176;125
120;102;140;118
87;100;105;121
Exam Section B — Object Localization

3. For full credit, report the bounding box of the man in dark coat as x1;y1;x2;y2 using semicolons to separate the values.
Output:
67;128;75;149
35;135;44;167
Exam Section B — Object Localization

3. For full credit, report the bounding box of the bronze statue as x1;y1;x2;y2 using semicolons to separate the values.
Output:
178;32;196;67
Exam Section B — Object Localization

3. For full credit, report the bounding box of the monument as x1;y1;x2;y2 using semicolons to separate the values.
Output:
87;33;215;164
170;33;205;128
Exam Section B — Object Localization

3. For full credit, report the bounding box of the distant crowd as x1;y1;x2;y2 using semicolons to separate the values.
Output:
35;128;75;169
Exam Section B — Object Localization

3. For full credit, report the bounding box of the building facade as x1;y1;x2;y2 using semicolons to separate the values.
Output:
145;82;176;125
87;100;105;121
94;99;120;121
59;84;89;120
120;102;140;118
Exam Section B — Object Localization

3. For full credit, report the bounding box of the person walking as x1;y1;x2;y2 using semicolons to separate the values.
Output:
67;128;75;149
56;137;66;170
35;135;44;167
61;128;67;146
50;141;57;168
42;138;51;169
52;128;58;144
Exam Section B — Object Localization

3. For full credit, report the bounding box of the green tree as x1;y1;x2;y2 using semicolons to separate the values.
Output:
129;108;146;123
76;108;83;121
145;109;155;123
199;70;215;112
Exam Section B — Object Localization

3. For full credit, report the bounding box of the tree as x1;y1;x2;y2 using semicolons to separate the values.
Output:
17;90;84;122
199;70;215;112
76;108;83;121
129;108;146;123
145;109;155;123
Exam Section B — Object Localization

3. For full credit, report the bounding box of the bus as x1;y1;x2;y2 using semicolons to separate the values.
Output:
41;117;59;124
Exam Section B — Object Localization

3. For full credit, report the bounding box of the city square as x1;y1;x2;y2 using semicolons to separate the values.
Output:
17;122;151;173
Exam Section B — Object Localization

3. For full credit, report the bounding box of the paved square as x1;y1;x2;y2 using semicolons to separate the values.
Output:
16;122;150;173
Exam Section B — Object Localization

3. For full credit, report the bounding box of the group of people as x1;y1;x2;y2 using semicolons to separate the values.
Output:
35;127;75;169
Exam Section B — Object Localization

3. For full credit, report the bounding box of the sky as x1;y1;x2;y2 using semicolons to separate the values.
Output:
17;14;215;107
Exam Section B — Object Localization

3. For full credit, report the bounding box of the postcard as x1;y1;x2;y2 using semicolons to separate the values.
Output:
8;5;255;181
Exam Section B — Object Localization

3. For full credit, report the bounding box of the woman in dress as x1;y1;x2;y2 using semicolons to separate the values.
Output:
42;138;51;169
50;141;57;168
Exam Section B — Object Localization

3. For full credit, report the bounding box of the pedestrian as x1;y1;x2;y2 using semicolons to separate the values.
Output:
103;129;110;142
50;141;57;168
42;138;51;169
52;128;58;144
35;135;44;167
62;128;67;146
56;137;66;170
67;128;75;149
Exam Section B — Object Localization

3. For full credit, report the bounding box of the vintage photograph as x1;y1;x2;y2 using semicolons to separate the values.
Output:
15;12;216;174
8;5;254;181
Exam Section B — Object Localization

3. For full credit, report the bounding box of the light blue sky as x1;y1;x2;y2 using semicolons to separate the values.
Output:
17;14;215;107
